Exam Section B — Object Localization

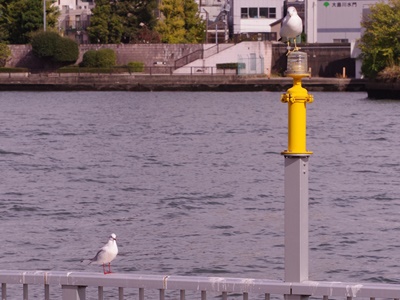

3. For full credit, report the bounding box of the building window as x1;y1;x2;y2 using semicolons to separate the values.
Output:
259;7;276;18
333;38;349;43
241;7;276;18
249;7;258;18
241;7;248;18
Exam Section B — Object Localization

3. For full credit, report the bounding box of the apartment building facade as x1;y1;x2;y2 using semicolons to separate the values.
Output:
54;0;95;43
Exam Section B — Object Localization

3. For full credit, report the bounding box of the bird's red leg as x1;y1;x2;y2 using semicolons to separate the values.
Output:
102;264;107;274
108;263;112;274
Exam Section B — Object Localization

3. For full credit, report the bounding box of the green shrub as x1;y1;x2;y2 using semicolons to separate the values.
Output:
80;50;98;67
0;67;29;73
216;63;246;69
80;48;116;68
96;48;116;68
127;61;144;72
31;31;79;64
0;43;11;67
59;66;129;74
53;37;79;63
31;31;60;58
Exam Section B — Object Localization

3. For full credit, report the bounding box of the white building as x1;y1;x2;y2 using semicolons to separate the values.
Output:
53;0;95;43
231;0;284;39
315;0;376;43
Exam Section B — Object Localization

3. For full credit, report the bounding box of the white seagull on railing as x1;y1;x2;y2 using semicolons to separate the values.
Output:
83;233;118;274
279;6;303;53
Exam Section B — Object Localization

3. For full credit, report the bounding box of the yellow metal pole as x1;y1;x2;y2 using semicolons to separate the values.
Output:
281;74;313;155
281;52;314;291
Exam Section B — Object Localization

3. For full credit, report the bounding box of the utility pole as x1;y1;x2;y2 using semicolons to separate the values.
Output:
203;9;209;44
43;0;47;31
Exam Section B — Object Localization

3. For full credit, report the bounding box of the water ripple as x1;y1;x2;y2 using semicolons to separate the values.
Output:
1;91;400;283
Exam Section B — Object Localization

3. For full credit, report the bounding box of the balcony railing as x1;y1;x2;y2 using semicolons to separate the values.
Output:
1;270;400;300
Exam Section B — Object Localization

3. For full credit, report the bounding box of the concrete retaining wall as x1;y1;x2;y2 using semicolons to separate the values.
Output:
7;42;355;77
272;43;355;78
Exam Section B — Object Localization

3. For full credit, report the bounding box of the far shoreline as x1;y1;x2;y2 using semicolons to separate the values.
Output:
0;73;398;99
0;74;368;93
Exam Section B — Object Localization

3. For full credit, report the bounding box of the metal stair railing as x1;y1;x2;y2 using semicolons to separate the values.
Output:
174;49;204;69
174;44;234;69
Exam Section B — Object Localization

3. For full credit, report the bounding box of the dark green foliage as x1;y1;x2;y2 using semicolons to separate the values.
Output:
59;66;129;73
127;61;144;72
96;48;116;68
156;0;205;43
80;50;98;67
0;0;59;44
359;0;400;78
87;0;158;44
0;67;28;72
0;43;11;67
216;63;246;69
53;37;79;63
80;48;116;68
31;31;79;64
31;31;60;58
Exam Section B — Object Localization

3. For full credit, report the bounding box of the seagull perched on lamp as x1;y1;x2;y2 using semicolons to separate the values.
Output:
279;6;303;53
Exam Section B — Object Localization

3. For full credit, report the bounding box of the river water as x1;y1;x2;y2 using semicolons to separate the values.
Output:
1;91;400;288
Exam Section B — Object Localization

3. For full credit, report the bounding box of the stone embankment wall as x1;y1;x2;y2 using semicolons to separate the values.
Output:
8;42;355;78
8;44;205;70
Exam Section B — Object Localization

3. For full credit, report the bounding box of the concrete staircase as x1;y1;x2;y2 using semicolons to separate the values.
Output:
173;41;272;75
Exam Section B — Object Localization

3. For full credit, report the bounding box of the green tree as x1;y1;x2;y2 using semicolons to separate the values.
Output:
87;0;158;44
359;0;400;78
0;0;59;44
156;0;205;43
183;0;205;43
0;43;11;67
87;0;123;43
113;0;158;43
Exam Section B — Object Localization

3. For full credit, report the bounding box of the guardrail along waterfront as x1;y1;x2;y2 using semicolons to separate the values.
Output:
1;271;400;300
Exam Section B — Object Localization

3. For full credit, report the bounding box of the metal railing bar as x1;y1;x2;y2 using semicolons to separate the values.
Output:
201;290;206;300
159;288;165;300
180;289;185;300
2;283;6;300
119;287;124;300
222;291;227;300
98;286;103;300
291;281;400;298
44;284;50;300
23;284;28;300
163;275;290;294
243;291;249;300
139;287;144;300
2;271;400;299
